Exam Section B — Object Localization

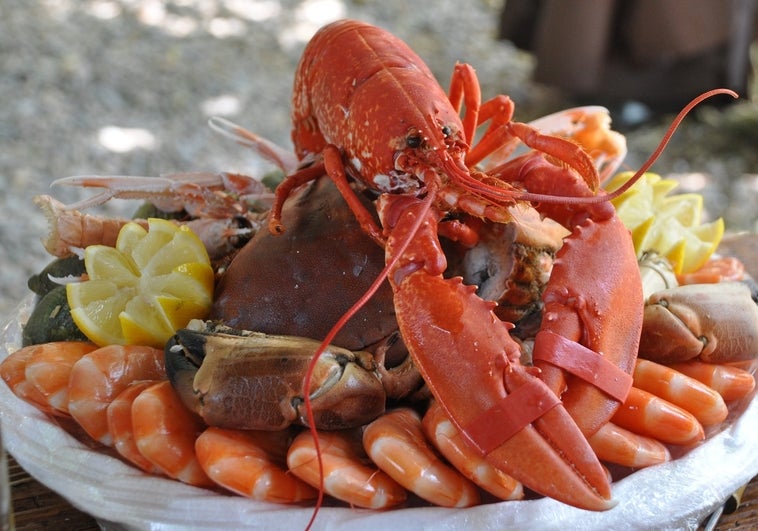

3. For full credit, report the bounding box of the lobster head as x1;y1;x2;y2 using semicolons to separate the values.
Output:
291;19;472;197
341;66;472;196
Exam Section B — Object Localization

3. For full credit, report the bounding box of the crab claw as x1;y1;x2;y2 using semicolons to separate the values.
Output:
380;194;614;511
165;321;386;431
639;282;758;364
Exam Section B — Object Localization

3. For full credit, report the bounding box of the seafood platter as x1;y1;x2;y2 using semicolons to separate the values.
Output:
2;19;758;530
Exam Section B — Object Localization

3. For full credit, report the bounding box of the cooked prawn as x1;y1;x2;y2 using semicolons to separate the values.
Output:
107;380;164;474
132;380;213;487
287;428;407;509
1;342;93;415
612;387;704;446
633;359;728;426
363;408;480;508
67;344;166;445
676;256;745;284
195;427;318;503
668;360;756;402
24;341;98;415
587;422;671;468
422;401;523;501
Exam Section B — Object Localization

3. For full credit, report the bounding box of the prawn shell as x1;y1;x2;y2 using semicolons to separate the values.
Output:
107;380;165;474
287;428;407;509
195;427;318;503
363;408;480;508
422;401;524;501
68;344;166;446
132;381;213;488
25;341;98;414
0;342;92;415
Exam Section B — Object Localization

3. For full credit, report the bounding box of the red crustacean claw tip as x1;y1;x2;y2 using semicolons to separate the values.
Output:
391;269;614;510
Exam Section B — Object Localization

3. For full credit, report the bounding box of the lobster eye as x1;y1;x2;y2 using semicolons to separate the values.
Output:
441;125;452;137
406;133;423;148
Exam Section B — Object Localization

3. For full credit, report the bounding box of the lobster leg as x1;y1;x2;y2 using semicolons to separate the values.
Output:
378;192;614;511
493;154;643;437
268;145;386;246
447;63;600;192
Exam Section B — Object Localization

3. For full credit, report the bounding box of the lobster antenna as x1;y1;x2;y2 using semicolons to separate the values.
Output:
461;88;738;207
602;88;738;201
300;187;437;530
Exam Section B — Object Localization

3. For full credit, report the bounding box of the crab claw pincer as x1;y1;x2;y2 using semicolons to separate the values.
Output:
639;282;758;364
165;322;386;431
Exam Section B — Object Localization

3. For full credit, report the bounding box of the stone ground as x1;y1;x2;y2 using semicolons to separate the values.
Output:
1;0;757;320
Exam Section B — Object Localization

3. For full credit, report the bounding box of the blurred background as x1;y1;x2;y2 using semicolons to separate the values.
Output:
1;0;757;319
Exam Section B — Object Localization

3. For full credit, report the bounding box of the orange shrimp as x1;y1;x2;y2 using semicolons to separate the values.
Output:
668;360;757;402
195;427;318;503
1;342;92;415
0;346;50;412
287;428;407;509
67;344;166;445
363;408;480;508
107;380;164;474
24;341;99;415
632;359;728;426
612;387;704;446
421;401;523;501
131;380;213;488
587;422;671;468
676;256;745;284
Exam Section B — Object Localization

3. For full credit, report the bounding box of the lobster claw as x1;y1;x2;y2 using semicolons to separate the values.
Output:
639;282;758;364
165;321;386;430
380;194;614;511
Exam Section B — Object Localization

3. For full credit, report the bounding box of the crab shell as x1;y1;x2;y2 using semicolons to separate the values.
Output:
209;176;424;402
210;176;401;358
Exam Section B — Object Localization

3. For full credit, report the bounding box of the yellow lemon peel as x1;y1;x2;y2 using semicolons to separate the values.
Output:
606;172;724;274
67;218;213;347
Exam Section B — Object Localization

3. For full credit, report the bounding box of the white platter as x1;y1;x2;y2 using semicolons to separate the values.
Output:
2;296;758;530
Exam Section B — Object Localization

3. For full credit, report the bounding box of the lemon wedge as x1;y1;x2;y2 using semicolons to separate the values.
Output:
606;172;723;274
67;218;213;348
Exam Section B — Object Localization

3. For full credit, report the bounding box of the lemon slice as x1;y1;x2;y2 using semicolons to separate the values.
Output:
658;193;703;228
650;178;679;204
67;219;213;348
606;172;723;274
680;218;724;273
